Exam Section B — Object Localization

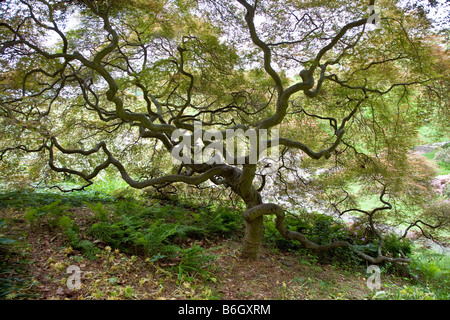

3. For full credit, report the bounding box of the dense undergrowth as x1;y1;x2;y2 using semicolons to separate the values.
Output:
0;185;449;300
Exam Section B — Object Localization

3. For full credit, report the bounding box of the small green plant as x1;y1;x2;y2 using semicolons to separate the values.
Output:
309;214;348;245
381;234;413;259
398;249;450;300
89;218;142;252
123;285;135;299
85;201;110;222
24;200;70;229
410;250;449;278
77;240;100;260
143;203;190;222
373;283;436;300
264;214;309;251
174;243;218;285
0;261;39;299
114;200;143;217
58;216;80;245
1;219;38;299
174;224;206;240
89;216;181;258
136;220;180;257
57;215;100;260
199;207;243;237
0;219;15;246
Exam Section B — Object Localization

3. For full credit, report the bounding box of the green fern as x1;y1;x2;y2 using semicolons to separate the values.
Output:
174;243;218;285
136;220;180;256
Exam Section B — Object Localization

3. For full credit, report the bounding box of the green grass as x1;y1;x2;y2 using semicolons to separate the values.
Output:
417;122;449;175
435;161;450;175
423;149;438;161
418;124;450;145
423;149;450;175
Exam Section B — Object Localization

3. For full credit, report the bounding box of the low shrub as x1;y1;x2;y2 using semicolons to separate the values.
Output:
264;212;350;251
381;234;413;259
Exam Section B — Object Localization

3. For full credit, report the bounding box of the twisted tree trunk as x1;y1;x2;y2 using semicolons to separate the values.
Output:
242;198;265;259
228;164;265;259
242;215;265;259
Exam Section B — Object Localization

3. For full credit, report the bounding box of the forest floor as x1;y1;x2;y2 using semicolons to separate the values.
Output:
0;205;394;300
0;200;446;301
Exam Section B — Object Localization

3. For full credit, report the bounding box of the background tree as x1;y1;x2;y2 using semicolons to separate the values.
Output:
1;0;448;262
